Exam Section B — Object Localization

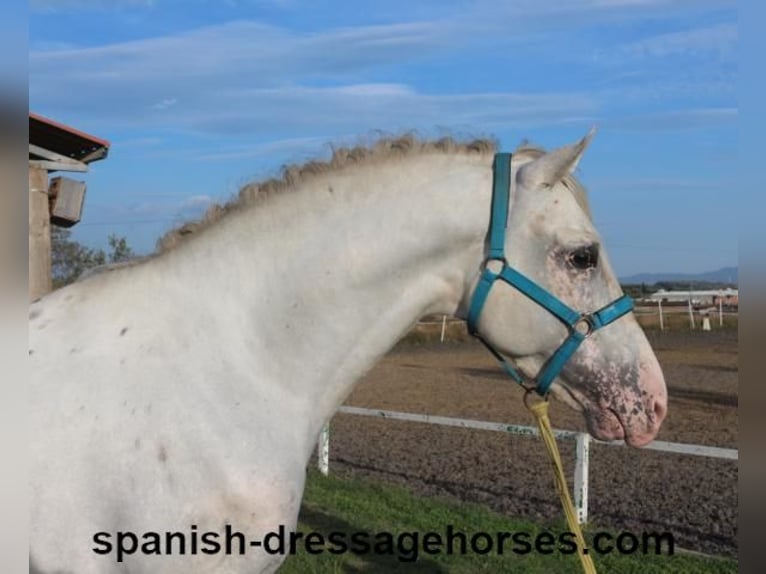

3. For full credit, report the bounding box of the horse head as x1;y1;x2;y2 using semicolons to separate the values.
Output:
466;131;667;447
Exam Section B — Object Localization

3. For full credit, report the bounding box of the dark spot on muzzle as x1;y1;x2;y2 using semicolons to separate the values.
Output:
563;358;641;405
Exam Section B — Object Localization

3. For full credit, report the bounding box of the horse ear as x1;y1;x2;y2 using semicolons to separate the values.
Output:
517;128;595;189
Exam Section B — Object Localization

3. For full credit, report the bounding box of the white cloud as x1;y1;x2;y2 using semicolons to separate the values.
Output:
30;0;154;12
157;85;598;137
112;136;163;148
331;84;414;97
30;2;735;140
29;20;441;115
86;193;213;222
149;98;178;111
615;23;737;60
194;136;335;161
181;195;213;210
449;0;734;32
604;107;737;131
590;178;724;191
29;19;600;137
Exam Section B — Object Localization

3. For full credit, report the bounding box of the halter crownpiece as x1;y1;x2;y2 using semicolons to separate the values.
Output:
467;153;634;396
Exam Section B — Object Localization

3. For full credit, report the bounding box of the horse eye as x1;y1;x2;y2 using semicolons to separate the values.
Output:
568;245;599;270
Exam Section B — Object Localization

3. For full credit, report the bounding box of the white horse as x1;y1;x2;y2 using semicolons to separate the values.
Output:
30;132;666;573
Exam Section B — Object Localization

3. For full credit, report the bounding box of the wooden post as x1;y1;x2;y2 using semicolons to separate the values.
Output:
29;166;51;301
317;423;330;476
719;298;723;327
687;297;695;330
657;300;664;331
574;433;590;524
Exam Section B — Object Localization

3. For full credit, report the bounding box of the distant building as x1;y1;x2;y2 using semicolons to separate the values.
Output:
712;290;739;307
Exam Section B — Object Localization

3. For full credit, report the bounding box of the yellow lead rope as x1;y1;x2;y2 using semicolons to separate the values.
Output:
528;400;597;574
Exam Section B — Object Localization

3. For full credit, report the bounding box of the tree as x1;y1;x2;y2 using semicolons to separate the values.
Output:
107;234;134;264
51;226;135;289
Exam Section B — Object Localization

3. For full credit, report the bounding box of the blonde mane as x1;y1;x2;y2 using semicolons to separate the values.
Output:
155;134;589;252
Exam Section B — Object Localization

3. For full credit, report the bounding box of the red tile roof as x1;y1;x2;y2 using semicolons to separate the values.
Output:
29;112;110;163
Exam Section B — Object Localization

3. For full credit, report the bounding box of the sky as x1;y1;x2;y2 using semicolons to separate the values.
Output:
29;0;737;277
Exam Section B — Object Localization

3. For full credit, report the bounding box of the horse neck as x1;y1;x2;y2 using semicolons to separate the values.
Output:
165;152;493;452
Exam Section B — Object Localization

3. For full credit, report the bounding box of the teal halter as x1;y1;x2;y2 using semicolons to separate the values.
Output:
467;153;634;396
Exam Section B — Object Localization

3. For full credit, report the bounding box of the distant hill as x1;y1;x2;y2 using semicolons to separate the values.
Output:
620;266;738;286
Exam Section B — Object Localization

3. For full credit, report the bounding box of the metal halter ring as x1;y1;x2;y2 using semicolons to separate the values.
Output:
571;314;595;338
523;385;549;410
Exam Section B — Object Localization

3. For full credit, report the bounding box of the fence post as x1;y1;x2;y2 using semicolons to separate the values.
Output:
687;297;695;330
574;433;590;524
658;300;664;331
440;315;447;343
317;423;330;476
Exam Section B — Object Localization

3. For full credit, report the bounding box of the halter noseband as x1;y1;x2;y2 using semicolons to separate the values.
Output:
466;153;634;396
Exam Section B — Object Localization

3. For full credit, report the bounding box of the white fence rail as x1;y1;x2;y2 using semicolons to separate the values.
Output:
418;308;738;338
633;303;738;331
317;406;737;524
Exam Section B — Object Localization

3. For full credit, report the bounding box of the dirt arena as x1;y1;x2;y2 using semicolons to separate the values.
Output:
321;329;738;557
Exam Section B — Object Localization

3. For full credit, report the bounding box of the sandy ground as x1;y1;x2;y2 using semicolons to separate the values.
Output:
319;330;738;557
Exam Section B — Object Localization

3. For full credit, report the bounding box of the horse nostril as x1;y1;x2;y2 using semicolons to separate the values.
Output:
651;397;667;424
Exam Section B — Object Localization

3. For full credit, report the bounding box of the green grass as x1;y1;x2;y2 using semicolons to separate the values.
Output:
280;469;736;573
399;321;472;345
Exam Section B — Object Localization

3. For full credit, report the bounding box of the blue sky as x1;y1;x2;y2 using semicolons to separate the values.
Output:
29;0;737;276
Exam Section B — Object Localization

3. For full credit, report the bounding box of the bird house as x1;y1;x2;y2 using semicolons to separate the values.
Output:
49;177;87;228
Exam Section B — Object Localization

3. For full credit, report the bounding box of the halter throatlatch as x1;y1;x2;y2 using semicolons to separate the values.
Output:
466;153;634;396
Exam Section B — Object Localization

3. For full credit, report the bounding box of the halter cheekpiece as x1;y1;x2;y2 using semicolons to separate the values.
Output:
466;153;634;396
